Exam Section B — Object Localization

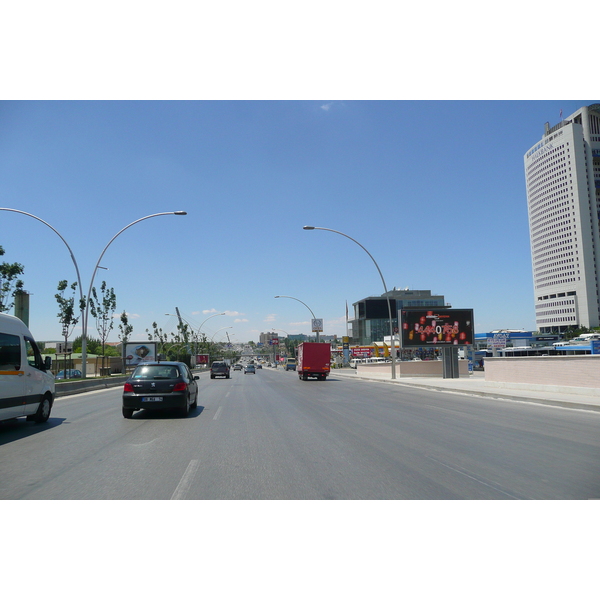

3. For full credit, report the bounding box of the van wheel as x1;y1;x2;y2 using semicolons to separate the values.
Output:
122;407;134;419
33;395;52;423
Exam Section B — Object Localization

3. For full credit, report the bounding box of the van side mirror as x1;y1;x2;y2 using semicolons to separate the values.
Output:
44;356;52;371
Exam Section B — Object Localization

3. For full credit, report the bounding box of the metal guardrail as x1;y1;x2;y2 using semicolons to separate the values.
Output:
54;367;206;398
55;375;129;397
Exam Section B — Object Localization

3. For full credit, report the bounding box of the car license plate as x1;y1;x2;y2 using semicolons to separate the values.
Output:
141;397;163;402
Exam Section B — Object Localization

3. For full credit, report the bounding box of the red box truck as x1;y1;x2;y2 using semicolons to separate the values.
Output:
296;342;331;381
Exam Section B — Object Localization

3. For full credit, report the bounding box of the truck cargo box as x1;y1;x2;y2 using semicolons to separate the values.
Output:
296;342;331;381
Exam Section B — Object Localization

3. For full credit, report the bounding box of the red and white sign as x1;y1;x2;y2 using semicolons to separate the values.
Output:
351;347;373;358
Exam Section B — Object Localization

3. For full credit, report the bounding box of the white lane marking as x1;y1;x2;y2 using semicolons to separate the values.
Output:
171;459;200;500
213;406;223;420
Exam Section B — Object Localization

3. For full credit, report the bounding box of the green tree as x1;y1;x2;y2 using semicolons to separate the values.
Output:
72;335;102;354
0;245;25;313
118;311;134;372
146;321;172;357
55;280;81;378
118;311;133;344
89;281;117;370
55;280;80;340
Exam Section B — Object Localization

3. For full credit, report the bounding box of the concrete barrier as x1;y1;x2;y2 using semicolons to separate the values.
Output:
55;375;128;397
484;355;600;394
356;360;470;378
54;367;206;398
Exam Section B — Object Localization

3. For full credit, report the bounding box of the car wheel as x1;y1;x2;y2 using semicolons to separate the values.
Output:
32;394;52;423
122;407;134;419
191;393;198;410
180;398;190;417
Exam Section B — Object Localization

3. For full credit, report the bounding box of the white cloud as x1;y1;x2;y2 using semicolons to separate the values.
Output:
234;318;249;323
264;314;277;322
321;102;333;111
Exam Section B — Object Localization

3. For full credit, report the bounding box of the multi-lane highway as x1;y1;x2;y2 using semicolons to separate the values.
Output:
1;367;599;499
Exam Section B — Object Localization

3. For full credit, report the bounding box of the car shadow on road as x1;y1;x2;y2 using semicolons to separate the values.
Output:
0;417;67;446
128;405;205;420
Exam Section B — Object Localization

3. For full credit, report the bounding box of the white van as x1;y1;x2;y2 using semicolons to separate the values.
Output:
0;313;55;424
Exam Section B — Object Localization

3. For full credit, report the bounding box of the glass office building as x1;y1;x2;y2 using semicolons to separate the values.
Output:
349;289;447;345
524;104;600;332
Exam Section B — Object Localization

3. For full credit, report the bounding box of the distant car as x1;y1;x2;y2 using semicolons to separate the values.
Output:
122;361;199;418
211;361;231;379
233;364;243;371
255;363;262;369
55;369;83;380
244;365;256;374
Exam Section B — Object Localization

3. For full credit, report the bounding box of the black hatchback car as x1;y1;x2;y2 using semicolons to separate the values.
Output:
122;361;199;418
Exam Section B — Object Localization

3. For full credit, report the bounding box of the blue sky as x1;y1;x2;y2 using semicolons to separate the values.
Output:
1;99;596;343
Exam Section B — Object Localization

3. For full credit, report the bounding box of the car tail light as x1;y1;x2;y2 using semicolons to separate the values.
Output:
124;383;134;392
173;382;188;392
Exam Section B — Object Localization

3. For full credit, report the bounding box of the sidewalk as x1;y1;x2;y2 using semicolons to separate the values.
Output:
330;368;600;412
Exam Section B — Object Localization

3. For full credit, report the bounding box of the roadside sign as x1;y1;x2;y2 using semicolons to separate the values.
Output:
487;333;509;349
312;318;323;332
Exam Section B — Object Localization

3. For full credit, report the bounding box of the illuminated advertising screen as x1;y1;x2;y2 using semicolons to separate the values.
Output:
400;309;474;348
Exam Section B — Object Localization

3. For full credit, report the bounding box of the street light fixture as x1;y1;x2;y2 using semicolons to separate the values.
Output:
81;211;187;377
303;225;397;379
274;295;320;342
210;326;232;343
197;312;226;335
0;207;85;326
1;209;188;378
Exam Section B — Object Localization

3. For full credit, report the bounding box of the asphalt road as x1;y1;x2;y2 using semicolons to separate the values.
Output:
1;367;599;499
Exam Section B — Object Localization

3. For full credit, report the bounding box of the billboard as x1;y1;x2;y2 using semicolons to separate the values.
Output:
400;309;474;348
123;342;158;365
350;346;374;358
196;354;210;365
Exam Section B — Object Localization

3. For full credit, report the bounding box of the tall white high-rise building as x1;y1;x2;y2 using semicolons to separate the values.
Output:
524;104;600;333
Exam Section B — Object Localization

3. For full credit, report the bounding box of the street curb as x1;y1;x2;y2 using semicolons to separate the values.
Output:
330;371;600;412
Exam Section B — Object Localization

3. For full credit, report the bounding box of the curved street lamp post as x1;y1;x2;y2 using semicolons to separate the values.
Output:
0;208;187;378
303;226;397;380
0;207;85;326
274;295;320;342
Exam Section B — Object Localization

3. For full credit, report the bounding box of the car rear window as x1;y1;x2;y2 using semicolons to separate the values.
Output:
132;365;181;379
